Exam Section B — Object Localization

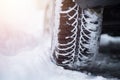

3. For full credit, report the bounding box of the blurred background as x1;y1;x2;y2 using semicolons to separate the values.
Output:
0;0;50;56
0;0;51;79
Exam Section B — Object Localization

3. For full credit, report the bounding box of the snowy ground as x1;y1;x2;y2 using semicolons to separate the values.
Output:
0;8;119;80
0;36;118;79
0;33;118;80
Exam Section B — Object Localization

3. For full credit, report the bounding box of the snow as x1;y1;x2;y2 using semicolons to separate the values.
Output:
0;33;110;80
51;0;62;55
100;34;120;46
0;5;119;80
0;22;119;80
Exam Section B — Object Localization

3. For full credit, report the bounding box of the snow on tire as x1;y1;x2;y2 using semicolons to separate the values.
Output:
76;8;103;68
52;0;103;70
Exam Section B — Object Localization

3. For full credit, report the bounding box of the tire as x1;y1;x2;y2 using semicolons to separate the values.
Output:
52;0;103;70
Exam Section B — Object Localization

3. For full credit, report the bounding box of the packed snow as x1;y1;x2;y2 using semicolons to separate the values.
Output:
0;0;119;80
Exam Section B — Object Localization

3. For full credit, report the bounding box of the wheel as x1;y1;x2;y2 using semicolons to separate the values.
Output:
51;0;103;70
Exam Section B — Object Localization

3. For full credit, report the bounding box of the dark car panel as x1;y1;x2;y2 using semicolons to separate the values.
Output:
102;4;120;36
75;0;120;9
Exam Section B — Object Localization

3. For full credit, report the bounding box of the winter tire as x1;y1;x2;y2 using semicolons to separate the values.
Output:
52;0;103;70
